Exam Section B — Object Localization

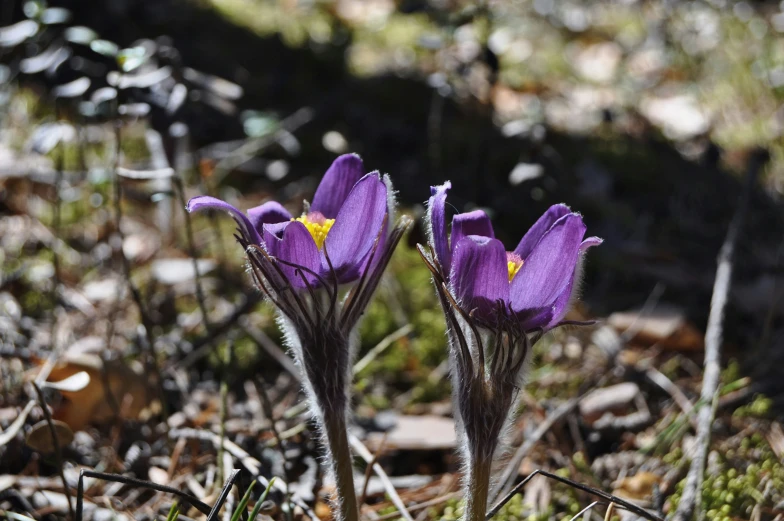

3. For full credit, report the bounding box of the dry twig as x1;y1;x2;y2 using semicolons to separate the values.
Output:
670;149;768;521
348;433;415;521
487;469;663;521
491;397;581;501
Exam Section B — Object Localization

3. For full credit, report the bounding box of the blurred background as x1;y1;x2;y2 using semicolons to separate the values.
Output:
2;0;784;520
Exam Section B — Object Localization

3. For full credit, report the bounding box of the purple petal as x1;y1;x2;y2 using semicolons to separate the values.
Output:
518;307;554;331
187;195;261;245
350;217;389;282
247;201;292;235
323;172;387;280
513;204;571;259
427;181;452;273
450;210;494;259
450;235;509;319
542;235;603;329
580;236;603;251
262;221;320;288
542;277;574;330
261;221;288;252
510;213;586;315
310;153;364;219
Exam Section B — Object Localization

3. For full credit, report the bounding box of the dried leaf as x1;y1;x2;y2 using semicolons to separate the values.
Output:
43;354;152;431
43;371;91;392
612;471;660;500
25;419;74;453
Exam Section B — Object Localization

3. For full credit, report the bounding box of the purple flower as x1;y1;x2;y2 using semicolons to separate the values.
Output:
420;182;601;521
187;155;410;521
426;181;601;332
187;153;390;287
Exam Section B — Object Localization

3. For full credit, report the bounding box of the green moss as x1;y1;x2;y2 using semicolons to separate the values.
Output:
669;434;784;517
733;393;773;418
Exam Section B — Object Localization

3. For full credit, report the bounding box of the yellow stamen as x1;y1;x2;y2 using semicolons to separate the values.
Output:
294;214;335;250
506;252;524;282
507;260;523;282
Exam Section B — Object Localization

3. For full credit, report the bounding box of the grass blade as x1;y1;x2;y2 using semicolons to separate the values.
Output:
248;477;276;521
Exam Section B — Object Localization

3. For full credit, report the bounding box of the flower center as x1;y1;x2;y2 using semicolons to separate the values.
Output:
506;252;523;282
293;211;335;250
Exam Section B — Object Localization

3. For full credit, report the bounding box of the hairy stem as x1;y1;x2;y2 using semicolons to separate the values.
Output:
324;414;359;521
465;456;493;521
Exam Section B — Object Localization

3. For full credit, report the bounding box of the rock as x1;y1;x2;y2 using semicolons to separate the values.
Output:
580;382;641;425
365;415;457;451
608;305;703;351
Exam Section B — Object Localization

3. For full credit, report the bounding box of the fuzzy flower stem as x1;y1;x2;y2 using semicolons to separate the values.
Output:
465;456;493;521
290;325;358;521
324;414;359;521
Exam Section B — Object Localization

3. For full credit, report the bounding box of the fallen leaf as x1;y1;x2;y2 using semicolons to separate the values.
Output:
38;354;153;431
42;371;90;392
612;471;661;500
25;419;74;453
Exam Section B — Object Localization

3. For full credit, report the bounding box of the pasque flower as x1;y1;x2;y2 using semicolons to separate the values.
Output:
188;153;393;287
420;181;600;521
188;154;410;521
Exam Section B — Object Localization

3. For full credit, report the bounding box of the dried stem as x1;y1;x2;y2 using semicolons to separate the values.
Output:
111;123;165;415
486;469;663;521
671;150;767;521
32;382;75;520
173;174;213;337
349;433;415;521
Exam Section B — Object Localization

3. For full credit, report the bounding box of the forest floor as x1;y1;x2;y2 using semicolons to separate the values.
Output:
2;1;784;520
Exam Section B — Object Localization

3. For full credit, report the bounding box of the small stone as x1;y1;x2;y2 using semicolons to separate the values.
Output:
365;415;457;451
580;382;641;424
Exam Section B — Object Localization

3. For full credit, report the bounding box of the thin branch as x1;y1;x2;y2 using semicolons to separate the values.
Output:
568;501;600;521
168;427;320;520
352;324;413;375
348;434;415;521
206;469;240;521
670;149;767;521
644;367;695;426
179;293;261;368
173;174;212;337
486;469;663;521
111;123;165;412
491;397;581;501
76;469;212;520
373;492;460;521
32;382;75;521
241;321;300;379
